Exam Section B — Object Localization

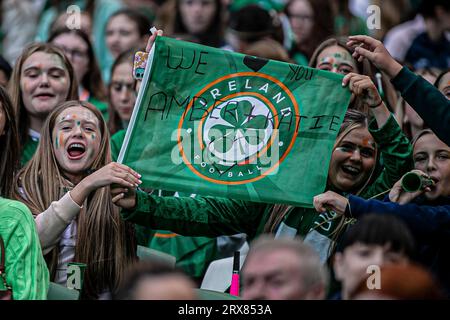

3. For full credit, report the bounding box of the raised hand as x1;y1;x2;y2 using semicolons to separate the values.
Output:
145;28;163;52
342;73;383;108
313;191;349;215
347;35;403;78
70;162;142;206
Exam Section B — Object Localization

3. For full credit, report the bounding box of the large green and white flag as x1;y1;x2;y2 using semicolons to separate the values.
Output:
118;36;351;207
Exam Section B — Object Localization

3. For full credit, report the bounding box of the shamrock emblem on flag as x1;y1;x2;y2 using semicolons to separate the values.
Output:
204;96;273;165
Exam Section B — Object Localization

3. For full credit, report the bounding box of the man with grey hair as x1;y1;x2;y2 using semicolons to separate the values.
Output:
241;235;329;300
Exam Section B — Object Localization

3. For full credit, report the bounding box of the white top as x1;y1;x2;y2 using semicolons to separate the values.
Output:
54;220;77;284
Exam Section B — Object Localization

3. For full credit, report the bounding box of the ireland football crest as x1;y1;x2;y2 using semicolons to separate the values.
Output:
178;72;300;184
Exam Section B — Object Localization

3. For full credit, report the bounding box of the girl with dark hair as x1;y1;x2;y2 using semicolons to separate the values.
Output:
0;87;20;198
106;8;152;61
0;85;49;299
285;0;334;65
14;100;139;299
8;43;79;166
332;214;415;299
0;54;12;87
49;28;108;120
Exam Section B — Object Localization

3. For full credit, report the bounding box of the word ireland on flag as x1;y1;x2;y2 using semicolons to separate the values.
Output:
118;36;351;207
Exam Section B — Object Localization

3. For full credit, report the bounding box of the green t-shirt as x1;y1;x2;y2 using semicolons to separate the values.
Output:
20;138;39;168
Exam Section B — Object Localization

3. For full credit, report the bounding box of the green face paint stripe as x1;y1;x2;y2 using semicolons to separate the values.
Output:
55;136;59;149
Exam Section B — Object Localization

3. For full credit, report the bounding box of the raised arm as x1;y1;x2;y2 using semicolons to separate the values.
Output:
342;72;414;198
347;35;450;145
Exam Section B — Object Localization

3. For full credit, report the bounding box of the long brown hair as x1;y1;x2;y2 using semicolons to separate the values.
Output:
15;100;136;299
8;43;79;147
285;0;334;59
264;110;377;233
0;86;20;198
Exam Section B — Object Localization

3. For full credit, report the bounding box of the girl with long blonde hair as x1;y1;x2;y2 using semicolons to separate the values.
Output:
15;100;140;299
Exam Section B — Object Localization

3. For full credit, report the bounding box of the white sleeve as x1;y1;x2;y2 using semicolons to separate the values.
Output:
34;191;81;255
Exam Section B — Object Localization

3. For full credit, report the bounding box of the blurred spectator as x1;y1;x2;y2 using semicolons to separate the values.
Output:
108;49;136;137
371;0;414;40
0;0;46;65
49;28;108;120
243;38;291;62
350;263;444;300
403;0;450;70
105;8;151;61
0;86;19;198
35;0;124;84
114;261;197;300
331;0;368;38
0;55;12;87
49;10;92;38
242;235;328;300
157;0;226;49
332;214;415;300
434;68;450;99
284;0;333;65
384;15;426;63
123;0;160;24
227;4;283;54
394;67;440;140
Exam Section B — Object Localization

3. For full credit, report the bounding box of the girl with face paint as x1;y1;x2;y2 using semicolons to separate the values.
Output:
14;100;140;300
8;43;79;166
314;129;450;296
